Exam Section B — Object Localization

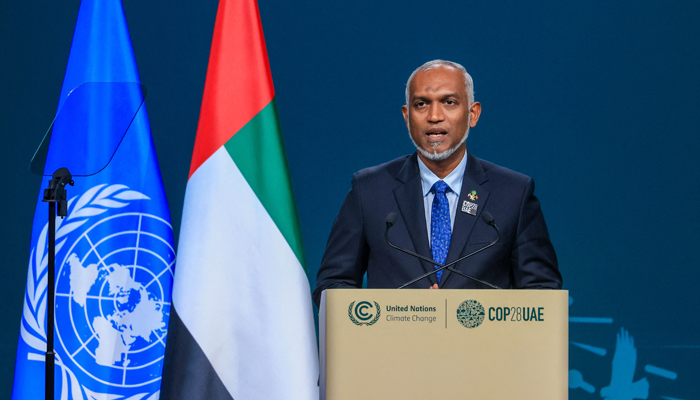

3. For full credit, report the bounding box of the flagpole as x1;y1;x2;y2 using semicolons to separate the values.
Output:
43;167;73;400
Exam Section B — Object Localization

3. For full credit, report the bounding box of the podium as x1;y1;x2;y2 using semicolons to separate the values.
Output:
319;289;568;399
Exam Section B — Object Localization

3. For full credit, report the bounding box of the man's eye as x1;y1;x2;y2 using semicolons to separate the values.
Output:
415;101;426;107
445;100;456;105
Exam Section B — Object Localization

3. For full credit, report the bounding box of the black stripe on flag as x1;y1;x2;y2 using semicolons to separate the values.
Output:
161;306;234;400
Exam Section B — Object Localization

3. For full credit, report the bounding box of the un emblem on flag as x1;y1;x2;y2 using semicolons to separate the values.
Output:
55;210;174;388
21;184;174;398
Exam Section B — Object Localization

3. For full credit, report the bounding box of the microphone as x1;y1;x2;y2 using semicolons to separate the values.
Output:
481;211;495;226
385;212;502;289
386;212;397;227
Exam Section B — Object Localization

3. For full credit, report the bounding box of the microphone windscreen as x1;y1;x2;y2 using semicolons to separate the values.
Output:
481;211;495;225
386;212;398;227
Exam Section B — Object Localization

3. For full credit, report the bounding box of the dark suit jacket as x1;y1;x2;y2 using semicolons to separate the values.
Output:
313;151;562;307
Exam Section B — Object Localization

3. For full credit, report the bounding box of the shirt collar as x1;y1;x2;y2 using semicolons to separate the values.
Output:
417;151;467;197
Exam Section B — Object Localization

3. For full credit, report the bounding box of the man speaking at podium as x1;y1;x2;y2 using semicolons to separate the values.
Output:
313;60;562;307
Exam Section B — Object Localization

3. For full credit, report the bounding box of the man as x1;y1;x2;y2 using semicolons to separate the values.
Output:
313;60;561;307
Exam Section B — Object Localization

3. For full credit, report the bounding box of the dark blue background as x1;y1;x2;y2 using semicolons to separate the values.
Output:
1;0;698;398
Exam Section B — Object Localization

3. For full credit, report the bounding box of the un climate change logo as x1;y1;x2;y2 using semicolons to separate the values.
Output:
457;300;485;328
348;301;381;326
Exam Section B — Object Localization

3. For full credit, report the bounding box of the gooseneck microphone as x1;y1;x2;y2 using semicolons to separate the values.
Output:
481;211;496;226
385;212;502;289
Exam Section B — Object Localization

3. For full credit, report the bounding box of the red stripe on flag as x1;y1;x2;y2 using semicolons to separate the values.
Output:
189;0;274;178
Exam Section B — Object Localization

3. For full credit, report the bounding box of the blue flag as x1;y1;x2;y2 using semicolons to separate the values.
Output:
12;1;174;399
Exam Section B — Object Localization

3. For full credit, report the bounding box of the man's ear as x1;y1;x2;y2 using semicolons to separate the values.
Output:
402;105;409;129
469;102;482;128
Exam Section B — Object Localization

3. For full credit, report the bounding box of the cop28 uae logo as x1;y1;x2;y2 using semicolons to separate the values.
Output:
348;301;381;326
456;299;485;328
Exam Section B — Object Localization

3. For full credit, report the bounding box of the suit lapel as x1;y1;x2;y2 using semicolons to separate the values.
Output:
393;154;436;285
440;152;490;287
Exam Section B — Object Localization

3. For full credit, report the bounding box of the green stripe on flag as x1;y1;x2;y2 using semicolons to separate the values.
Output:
223;99;307;269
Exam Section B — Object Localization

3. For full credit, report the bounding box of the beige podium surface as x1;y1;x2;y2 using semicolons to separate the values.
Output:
320;289;568;400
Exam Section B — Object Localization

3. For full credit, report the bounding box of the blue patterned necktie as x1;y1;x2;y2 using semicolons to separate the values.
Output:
430;180;452;283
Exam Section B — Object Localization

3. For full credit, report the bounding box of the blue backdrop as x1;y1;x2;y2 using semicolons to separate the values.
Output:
1;0;698;398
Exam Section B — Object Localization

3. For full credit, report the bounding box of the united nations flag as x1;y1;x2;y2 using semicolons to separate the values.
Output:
12;1;174;399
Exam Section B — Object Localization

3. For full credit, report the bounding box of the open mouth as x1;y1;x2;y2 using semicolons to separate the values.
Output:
426;128;447;143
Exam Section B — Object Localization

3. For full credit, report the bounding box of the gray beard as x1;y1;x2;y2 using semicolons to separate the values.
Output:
410;126;469;161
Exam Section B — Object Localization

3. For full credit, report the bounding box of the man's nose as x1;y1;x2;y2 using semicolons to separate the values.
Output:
428;103;444;122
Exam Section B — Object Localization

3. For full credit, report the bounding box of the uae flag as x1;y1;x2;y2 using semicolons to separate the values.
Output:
160;0;319;399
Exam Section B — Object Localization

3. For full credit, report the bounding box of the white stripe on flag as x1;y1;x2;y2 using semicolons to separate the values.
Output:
173;147;319;399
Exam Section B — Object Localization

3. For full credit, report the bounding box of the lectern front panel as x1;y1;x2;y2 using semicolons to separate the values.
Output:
320;289;568;400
